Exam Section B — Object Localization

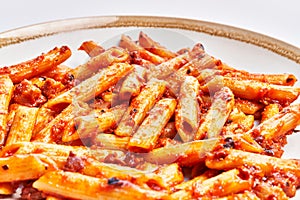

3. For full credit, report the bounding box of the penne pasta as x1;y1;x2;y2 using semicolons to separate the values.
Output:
201;76;300;104
115;79;166;137
117;65;146;102
0;155;49;182
128;98;177;152
71;47;130;80
195;87;235;140
0;75;14;145
93;133;130;150
119;34;165;64
138;31;177;59
175;76;200;142
0;46;71;83
261;103;280;122
72;104;127;141
5;105;39;145
78;40;105;57
205;148;300;177
33;171;169;200
145;138;220;166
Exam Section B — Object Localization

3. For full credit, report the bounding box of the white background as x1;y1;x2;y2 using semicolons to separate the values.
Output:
0;0;300;48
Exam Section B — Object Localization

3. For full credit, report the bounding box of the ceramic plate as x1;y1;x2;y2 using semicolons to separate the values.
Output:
0;16;300;199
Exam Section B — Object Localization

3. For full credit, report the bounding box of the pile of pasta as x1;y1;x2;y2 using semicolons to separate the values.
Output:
0;31;300;200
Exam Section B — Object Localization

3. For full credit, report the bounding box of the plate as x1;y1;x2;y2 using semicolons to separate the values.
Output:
0;16;300;199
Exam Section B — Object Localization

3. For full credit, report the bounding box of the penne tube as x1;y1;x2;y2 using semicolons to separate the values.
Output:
193;169;252;198
247;103;300;142
78;40;105;57
195;87;235;140
115;79;166;137
34;63;134;134
174;169;219;191
234;98;264;115
0;75;14;145
154;163;184;187
205;149;300;177
201;76;300;104
81;158;167;188
144;138;220;166
261;103;280;122
223;107;254;135
33;171;169;200
0;46;71;83
119;34;165;64
147;53;189;80
117;65;146;101
5;105;39;145
32;104;74;143
93;134;130;150
0;155;49;182
138;31;177;59
0;142;126;163
177;53;216;77
71;47;130;80
175;76;200;142
197;68;297;86
128;98;177;152
75;104;127;140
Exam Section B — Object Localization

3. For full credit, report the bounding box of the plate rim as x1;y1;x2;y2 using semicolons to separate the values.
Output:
0;15;299;63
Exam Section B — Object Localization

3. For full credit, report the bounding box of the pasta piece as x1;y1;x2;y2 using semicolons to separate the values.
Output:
247;103;300;142
205;149;300;177
78;40;105;57
5;105;39;145
0;142;126;164
197;68;297;86
195;87;235;140
174;169;219;191
117;65;146;101
0;46;71;83
93;134;130;150
147;53;189;81
128;98;177;152
34;63;134;134
154;163;184;187
261;103;280;122
223;107;254;135
32;104;75;143
175;76;200;142
0;75;14;145
201;76;300;104
144;138;220;166
119;34;165;64
0;155;49;182
138;31;177;59
234;98;263;115
80;158;168;188
71;47;130;80
115;79;166;137
193;169;252;198
33;171;169;200
75;104;127;140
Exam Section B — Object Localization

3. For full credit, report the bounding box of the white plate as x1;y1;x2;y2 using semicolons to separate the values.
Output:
0;16;300;199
